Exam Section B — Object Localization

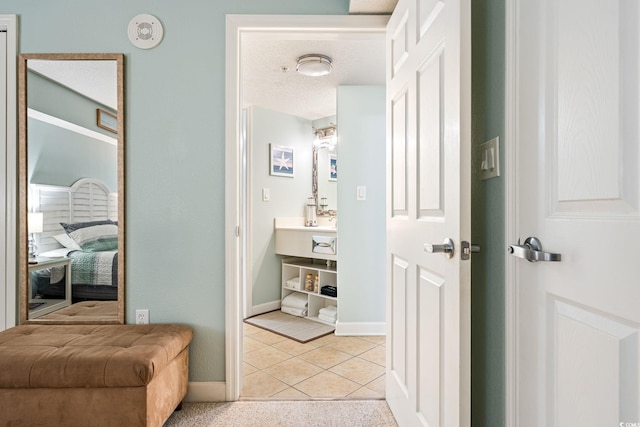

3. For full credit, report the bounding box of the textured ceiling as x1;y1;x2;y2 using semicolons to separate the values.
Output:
242;34;385;121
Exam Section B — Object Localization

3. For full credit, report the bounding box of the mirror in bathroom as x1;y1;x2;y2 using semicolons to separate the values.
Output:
312;124;337;215
18;53;125;324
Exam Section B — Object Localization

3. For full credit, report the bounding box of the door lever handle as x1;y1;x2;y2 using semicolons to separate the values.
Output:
508;237;561;262
424;238;454;259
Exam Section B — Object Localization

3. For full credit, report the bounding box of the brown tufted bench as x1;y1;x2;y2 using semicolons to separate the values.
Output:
0;324;193;427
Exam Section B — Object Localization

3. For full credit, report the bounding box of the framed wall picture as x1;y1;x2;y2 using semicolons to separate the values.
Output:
270;144;294;177
96;108;118;133
329;153;337;181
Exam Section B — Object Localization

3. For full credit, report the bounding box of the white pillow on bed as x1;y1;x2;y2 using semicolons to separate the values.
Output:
60;221;118;252
53;233;82;250
39;248;73;258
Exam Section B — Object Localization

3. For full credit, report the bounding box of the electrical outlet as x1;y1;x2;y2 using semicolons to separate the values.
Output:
136;309;149;324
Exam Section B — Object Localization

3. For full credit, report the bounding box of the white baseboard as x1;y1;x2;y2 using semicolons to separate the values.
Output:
335;321;386;336
185;381;226;402
248;300;281;317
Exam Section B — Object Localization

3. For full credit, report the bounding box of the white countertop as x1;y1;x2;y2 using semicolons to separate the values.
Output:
274;217;336;232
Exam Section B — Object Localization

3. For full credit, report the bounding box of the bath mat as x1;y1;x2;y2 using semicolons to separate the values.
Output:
244;310;335;343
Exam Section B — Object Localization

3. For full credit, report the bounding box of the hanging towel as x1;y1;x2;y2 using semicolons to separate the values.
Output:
281;306;308;317
281;292;309;309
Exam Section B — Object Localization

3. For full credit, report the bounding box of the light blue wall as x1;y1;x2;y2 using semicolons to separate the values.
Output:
249;106;313;306
336;86;386;324
28;120;117;190
28;71;116;138
27;71;117;190
4;0;349;382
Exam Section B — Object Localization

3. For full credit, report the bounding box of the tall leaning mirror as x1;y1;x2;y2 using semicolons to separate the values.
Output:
18;53;125;324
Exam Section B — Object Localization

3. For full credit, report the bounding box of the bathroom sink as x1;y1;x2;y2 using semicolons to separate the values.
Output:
275;224;336;231
274;217;336;231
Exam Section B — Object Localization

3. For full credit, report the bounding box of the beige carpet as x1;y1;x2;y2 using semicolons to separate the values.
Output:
244;310;335;343
164;400;398;426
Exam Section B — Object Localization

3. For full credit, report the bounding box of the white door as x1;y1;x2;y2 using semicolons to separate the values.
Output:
510;0;640;425
386;0;471;425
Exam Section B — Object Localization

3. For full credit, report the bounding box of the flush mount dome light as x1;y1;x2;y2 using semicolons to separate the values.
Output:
296;54;333;77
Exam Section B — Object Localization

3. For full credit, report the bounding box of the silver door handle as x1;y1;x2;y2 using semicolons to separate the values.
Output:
424;238;454;259
508;237;561;262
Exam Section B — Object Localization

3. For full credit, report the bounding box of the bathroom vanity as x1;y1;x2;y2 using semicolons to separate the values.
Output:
275;218;337;325
274;217;337;261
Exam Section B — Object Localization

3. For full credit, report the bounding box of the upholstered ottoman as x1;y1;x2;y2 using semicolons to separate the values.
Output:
0;324;193;427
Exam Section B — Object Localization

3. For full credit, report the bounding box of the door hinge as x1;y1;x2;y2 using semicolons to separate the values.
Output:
235;226;241;237
461;241;481;260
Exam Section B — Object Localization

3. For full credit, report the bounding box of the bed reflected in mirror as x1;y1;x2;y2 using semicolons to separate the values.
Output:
18;54;125;324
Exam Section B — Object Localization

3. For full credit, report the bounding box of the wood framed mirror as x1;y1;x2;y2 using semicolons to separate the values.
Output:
18;53;125;324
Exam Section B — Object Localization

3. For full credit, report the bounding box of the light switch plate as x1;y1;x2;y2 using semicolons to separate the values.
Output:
357;186;366;200
479;137;500;180
262;188;270;202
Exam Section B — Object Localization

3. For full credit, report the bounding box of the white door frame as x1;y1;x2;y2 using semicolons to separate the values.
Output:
0;15;17;332
224;14;389;401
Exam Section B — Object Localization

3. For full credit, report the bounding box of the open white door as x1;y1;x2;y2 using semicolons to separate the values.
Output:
508;0;640;425
385;0;471;425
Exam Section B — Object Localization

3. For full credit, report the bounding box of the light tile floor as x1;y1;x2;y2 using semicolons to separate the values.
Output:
242;322;386;399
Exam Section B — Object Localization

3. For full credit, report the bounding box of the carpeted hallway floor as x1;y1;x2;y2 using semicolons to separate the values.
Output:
163;400;398;426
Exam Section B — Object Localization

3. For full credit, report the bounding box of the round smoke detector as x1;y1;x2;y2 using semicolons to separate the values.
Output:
128;14;164;49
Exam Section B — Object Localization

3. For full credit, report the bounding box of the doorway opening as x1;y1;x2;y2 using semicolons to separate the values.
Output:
225;15;388;401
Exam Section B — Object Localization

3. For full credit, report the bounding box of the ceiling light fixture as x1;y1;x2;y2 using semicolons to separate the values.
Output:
296;54;333;77
313;125;337;149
